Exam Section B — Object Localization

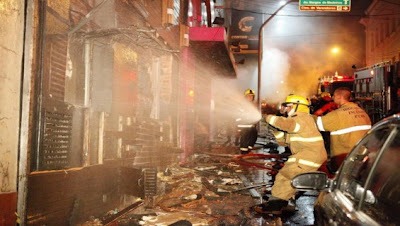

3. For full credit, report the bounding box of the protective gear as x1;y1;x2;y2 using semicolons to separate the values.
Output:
272;131;286;146
244;89;255;96
320;92;331;99
253;199;290;215
239;89;258;152
265;112;327;201
320;92;332;102
316;102;371;157
283;94;309;106
282;94;310;115
239;126;258;153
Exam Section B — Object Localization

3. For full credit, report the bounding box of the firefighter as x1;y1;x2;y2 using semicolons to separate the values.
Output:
238;89;258;153
255;94;327;214
313;92;337;156
314;92;337;116
315;87;371;173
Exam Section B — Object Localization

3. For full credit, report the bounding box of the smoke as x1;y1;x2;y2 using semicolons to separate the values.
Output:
261;48;291;102
256;15;366;100
193;9;367;144
235;48;291;105
234;45;322;105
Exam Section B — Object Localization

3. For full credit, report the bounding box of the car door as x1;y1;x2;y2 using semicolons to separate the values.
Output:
315;122;396;225
357;125;400;225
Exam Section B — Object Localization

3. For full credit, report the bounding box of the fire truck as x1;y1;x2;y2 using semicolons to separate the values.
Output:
353;61;400;124
317;71;354;96
316;63;400;124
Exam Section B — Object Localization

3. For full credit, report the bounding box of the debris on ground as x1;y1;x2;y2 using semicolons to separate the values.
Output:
84;141;317;225
103;149;290;225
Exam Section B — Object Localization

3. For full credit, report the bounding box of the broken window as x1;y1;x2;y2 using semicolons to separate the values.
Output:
32;0;180;171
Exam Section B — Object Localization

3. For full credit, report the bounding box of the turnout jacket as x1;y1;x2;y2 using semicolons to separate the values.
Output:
266;112;327;168
315;102;371;157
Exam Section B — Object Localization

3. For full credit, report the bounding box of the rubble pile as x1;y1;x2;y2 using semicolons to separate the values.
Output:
107;153;283;225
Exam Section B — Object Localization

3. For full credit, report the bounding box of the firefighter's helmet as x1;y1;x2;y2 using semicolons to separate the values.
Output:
320;92;331;101
282;94;310;114
244;89;255;96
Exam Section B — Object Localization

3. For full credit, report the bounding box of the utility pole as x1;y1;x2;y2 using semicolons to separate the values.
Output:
257;0;298;112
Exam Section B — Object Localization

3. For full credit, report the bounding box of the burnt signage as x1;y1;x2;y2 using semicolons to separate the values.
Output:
229;11;262;54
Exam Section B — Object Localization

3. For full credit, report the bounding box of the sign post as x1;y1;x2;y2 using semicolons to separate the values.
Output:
299;0;351;12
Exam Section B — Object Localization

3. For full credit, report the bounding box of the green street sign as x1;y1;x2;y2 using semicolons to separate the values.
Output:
299;0;351;12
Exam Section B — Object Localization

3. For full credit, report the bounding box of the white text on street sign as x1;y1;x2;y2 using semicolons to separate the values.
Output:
299;0;351;12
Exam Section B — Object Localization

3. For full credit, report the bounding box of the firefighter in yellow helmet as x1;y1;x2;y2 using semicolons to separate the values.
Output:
254;94;327;214
244;88;256;100
238;89;258;153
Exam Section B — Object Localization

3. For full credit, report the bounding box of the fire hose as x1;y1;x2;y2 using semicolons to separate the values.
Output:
233;153;286;175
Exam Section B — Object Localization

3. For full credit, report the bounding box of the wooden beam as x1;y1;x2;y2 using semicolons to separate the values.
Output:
67;0;111;35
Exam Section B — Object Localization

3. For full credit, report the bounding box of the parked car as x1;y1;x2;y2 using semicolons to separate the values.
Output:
292;114;400;226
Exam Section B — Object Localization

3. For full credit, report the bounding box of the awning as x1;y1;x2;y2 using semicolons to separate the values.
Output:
189;41;236;77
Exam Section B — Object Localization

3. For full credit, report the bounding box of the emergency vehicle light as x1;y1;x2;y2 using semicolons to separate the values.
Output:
333;74;353;81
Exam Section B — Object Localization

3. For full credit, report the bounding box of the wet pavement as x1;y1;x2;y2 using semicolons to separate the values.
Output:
84;135;318;226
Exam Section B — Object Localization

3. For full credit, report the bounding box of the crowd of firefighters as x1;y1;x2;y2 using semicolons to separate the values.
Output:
224;88;372;214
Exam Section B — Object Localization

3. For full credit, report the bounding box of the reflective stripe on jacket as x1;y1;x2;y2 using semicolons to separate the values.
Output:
315;102;371;157
287;157;322;168
266;112;327;165
273;131;287;146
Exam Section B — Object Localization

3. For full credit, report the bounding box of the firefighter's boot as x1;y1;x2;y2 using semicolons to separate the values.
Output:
240;147;250;154
285;197;297;212
253;199;289;215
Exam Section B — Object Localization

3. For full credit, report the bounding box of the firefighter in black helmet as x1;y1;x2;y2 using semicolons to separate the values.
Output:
238;89;258;153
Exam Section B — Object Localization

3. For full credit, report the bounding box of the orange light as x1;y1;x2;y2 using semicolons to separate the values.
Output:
188;90;194;97
331;47;340;54
370;70;374;76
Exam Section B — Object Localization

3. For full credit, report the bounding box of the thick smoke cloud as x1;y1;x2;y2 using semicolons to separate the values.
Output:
235;13;365;103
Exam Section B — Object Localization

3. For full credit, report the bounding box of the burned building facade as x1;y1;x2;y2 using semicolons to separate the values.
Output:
0;0;236;224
